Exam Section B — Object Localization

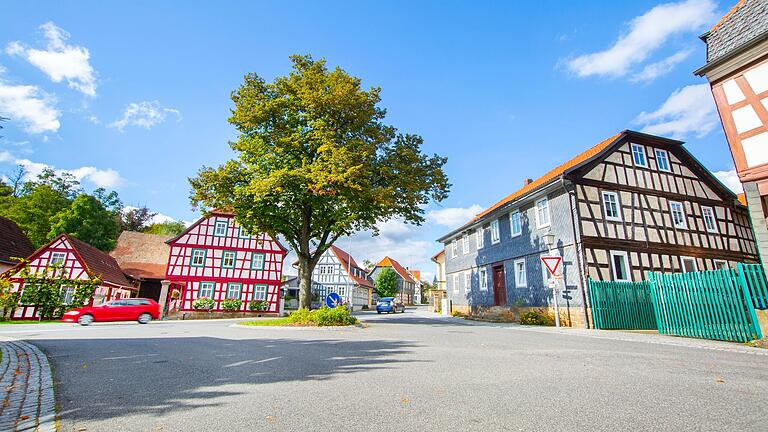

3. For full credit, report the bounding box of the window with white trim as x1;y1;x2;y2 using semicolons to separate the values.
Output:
214;220;228;237
50;252;67;266
510;211;522;237
254;284;267;300
714;260;728;270
238;227;251;239
669;201;687;229
681;257;697;273
464;271;471;292
452;274;459;293
610;251;631;282
251;253;265;270
199;281;214;298
514;259;527;288
631;144;647;167
701;206;718;233
462;235;470;254
655;149;671;172
601;191;622;221
535;198;550;229
222;251;236;269
190;249;206;267
60;286;75;304
451;240;458;258
490;220;500;244
476;228;484;249
478;267;488;291
226;283;242;299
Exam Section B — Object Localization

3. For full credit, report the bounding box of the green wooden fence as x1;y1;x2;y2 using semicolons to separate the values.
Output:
646;269;762;343
739;263;768;310
588;280;657;330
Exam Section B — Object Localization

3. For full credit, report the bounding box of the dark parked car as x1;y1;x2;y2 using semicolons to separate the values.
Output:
62;298;161;325
376;297;405;314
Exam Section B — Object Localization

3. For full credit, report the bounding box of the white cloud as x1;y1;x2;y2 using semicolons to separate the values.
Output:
427;204;483;229
123;206;181;225
565;0;716;79
109;101;182;132
0;81;60;134
713;169;743;194
630;49;693;83
6;22;97;96
1;151;124;188
633;84;719;139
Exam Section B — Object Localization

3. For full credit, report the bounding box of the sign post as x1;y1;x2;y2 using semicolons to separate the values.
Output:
541;255;563;328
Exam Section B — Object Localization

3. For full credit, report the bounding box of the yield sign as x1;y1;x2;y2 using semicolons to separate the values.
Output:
541;256;562;276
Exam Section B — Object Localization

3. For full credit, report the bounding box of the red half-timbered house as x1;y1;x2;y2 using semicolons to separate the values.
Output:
4;233;135;319
164;211;287;314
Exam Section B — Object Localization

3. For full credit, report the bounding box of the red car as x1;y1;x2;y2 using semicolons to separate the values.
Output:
62;298;161;326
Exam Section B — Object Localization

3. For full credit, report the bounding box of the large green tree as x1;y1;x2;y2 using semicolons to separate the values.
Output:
144;220;186;236
48;193;121;251
374;268;399;298
190;55;450;309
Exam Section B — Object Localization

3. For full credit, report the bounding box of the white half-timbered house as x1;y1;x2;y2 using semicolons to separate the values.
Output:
3;233;135;320
311;245;373;310
164;211;287;314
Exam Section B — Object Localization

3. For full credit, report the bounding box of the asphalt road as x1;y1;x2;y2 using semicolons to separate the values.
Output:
2;308;767;432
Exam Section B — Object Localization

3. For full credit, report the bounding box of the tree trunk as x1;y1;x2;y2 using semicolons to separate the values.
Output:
298;258;313;310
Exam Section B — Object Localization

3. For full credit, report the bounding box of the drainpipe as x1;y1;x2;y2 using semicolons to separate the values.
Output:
561;177;591;329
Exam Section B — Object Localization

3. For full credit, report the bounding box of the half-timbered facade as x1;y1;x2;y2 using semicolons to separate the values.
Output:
164;211;287;314
437;130;758;327
3;234;135;320
311;245;373;310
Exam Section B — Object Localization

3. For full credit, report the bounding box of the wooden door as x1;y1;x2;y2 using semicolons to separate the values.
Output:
492;265;507;306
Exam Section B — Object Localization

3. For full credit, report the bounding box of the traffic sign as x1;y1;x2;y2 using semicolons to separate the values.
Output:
541;255;562;276
325;292;342;308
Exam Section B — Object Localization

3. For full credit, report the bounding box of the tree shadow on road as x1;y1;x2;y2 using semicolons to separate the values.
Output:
35;336;421;425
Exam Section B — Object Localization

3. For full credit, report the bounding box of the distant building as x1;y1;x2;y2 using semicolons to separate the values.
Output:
4;234;135;320
695;0;768;268
430;249;447;312
311;245;374;310
410;269;422;303
369;256;417;305
0;216;34;274
164;210;287;314
110;231;172;301
437;130;757;326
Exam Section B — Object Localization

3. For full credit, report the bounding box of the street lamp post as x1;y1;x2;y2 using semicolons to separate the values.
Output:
542;232;561;328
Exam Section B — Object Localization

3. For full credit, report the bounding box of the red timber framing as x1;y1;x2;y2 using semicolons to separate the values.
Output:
2;234;135;320
164;211;287;314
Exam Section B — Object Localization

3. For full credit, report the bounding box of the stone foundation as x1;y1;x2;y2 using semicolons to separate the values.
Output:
467;305;589;328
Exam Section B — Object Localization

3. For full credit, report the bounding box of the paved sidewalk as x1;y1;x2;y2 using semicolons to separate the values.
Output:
0;339;56;432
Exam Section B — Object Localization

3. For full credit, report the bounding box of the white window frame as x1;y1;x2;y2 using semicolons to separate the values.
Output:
713;259;728;270
631;143;647;167
655;149;671;172
226;282;242;299
535;198;550;229
190;249;206;267
251;253;265;270
514;259;527;288
601;191;622;222
50;252;67;266
701;206;718;234
669;201;687;229
222;250;236;269
60;286;75;304
509;211;522;237
478;267;488;291
464;271;471;292
254;284;267;300
680;256;698;273
452;274;459;294
198;281;214;298
609;250;631;282
462;235;470;254
490;219;500;244
451;240;458;258
476;228;484;249
214;220;228;237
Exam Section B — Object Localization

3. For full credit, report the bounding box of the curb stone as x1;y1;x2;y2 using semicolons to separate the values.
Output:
0;338;57;431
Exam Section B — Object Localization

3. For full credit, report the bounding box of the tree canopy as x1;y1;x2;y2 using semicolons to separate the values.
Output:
374;268;399;298
49;193;121;251
189;54;450;308
144;221;187;236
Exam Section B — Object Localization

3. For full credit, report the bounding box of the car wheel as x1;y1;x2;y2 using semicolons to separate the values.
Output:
138;313;152;324
77;314;94;326
377;311;381;314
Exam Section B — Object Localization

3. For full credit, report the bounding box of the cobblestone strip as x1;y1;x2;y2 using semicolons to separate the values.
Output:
0;339;57;431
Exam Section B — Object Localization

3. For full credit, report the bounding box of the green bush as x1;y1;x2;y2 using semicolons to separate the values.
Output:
248;300;269;311
519;310;555;326
221;298;243;311
288;306;357;326
192;297;215;311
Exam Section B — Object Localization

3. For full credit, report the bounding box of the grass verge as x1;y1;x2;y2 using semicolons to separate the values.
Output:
0;320;61;325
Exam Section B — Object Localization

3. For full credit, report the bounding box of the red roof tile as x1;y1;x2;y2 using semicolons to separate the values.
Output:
0;217;34;265
375;256;416;283
110;231;172;280
66;235;133;288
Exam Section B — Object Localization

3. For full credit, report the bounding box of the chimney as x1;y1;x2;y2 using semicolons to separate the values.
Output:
524;178;533;186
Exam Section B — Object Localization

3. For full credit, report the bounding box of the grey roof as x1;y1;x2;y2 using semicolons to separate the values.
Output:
703;0;768;64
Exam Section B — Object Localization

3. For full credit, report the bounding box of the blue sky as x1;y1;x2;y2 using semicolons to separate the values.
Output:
0;0;737;279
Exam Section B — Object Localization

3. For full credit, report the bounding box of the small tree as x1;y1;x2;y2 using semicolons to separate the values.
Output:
374;268;399;298
121;206;156;232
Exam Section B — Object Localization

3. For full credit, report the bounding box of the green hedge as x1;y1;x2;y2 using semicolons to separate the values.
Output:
288;306;357;326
